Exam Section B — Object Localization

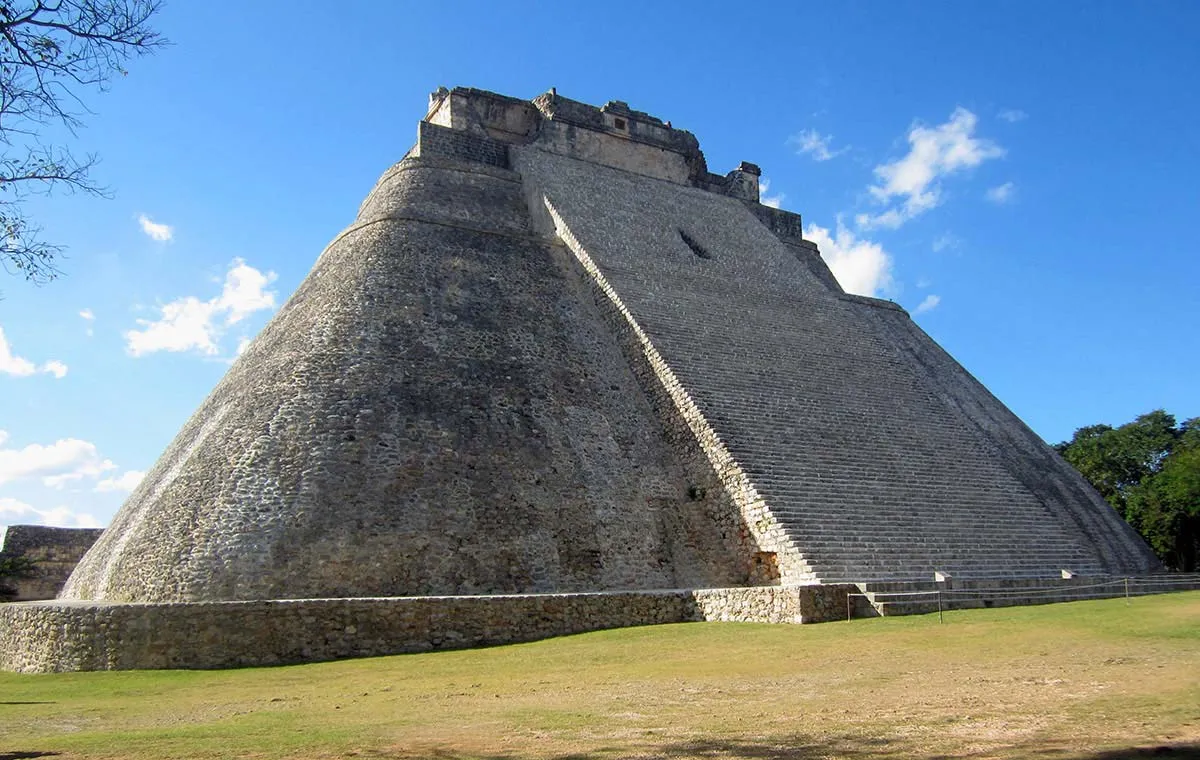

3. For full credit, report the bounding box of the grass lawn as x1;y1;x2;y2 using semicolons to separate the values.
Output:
1;591;1198;759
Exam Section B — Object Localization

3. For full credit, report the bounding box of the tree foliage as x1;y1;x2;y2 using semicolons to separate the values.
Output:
1057;410;1200;571
0;0;164;283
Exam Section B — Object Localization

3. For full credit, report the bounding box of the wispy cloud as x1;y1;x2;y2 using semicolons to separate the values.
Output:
758;179;785;209
789;129;849;162
0;326;67;379
124;258;278;357
985;181;1016;204
94;470;146;493
913;294;942;314
932;232;961;253
79;308;95;337
998;108;1028;123
0;496;102;529
857;108;1004;229
138;213;174;242
41;360;67;379
804;218;893;297
0;431;116;488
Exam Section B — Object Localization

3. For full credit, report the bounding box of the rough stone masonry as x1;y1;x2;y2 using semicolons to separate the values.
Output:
0;87;1161;672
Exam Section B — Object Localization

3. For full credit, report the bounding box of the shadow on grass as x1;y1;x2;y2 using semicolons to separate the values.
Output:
358;737;1200;760
0;753;61;759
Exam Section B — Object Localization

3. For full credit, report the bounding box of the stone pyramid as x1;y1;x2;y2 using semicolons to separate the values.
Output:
0;88;1159;671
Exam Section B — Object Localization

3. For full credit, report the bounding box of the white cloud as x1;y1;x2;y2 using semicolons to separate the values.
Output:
854;209;907;231
94;469;145;493
0;327;36;377
805;218;893;297
985;181;1016;204
41;360;68;379
0;497;101;529
0;326;67;379
859;108;1004;229
789;129;849;162
758;179;785;209
0;432;116;487
914;294;942;315
80;308;95;336
217;259;277;325
138;213;174;242
916;277;932;289
998;108;1028;123
124;258;278;357
235;336;252;357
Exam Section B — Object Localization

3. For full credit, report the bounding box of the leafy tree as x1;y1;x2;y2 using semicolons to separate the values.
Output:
1055;410;1177;520
0;0;164;284
1058;411;1200;571
0;552;35;599
1125;420;1200;571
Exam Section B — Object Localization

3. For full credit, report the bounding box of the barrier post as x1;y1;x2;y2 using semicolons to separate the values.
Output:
847;594;852;622
1125;577;1130;605
937;590;944;624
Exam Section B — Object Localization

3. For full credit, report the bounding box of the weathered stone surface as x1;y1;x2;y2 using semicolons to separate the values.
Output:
0;526;102;601
63;154;751;603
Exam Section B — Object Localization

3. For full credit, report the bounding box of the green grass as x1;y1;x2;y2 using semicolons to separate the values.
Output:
2;592;1199;759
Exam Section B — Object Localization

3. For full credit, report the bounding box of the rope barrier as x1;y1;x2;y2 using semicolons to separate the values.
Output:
843;576;1200;622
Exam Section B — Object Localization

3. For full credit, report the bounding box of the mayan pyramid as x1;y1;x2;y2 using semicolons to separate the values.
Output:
0;88;1161;671
64;86;1159;601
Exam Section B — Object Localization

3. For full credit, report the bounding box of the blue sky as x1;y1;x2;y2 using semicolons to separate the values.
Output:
1;1;1197;533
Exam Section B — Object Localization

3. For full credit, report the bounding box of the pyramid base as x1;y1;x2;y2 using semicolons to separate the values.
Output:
0;585;855;672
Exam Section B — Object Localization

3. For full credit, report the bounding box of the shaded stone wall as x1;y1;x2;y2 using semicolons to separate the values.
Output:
0;526;102;601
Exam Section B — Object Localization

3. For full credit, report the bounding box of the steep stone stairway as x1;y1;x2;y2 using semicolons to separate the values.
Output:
528;150;1151;586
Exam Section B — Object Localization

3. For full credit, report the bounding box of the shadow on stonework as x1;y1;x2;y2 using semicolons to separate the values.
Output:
350;738;1200;760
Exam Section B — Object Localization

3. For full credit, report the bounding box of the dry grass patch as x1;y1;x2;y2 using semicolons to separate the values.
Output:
1;592;1198;759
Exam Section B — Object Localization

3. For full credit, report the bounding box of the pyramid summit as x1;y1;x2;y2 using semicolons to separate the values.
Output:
1;87;1161;671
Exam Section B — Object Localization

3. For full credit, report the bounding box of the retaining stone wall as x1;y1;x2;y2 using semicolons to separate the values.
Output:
0;585;854;672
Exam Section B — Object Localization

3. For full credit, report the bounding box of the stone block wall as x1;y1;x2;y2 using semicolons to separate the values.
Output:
0;526;102;601
416;121;509;168
0;585;855;672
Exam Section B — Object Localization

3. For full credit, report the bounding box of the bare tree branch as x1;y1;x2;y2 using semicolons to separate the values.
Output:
0;0;164;284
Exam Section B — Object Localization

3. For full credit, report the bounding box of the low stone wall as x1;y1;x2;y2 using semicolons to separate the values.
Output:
0;584;854;672
693;584;852;623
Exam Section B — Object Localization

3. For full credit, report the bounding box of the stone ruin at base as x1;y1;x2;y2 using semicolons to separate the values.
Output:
0;87;1164;672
